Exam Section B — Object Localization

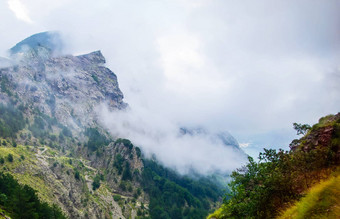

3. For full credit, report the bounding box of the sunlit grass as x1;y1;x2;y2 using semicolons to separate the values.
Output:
278;174;340;219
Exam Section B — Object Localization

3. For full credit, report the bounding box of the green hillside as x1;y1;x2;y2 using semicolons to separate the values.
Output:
209;113;340;219
278;173;340;219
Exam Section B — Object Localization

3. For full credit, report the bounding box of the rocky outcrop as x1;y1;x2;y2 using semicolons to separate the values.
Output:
0;32;126;132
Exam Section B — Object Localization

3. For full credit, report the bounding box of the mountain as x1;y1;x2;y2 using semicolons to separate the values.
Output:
10;31;63;61
0;32;224;219
209;113;340;219
179;127;242;151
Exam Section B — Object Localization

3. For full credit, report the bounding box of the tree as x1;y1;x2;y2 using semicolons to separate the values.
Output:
92;174;101;190
293;123;311;135
7;154;13;162
74;170;80;180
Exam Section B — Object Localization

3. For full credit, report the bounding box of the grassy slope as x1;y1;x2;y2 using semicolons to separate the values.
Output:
278;172;340;219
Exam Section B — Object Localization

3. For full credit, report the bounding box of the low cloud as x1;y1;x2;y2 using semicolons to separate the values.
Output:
98;104;247;175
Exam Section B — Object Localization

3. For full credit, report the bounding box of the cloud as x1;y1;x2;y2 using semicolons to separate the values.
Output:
239;143;250;148
1;0;339;171
98;104;247;175
7;0;32;23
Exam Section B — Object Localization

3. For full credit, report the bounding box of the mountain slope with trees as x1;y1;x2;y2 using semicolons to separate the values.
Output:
209;113;340;219
0;32;224;219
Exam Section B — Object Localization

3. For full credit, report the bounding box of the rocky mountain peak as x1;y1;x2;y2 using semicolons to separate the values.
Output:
10;31;63;61
1;32;126;132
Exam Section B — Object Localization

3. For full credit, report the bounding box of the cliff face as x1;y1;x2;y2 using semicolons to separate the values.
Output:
1;36;125;131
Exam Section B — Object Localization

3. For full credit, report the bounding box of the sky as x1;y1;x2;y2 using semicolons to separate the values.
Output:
1;0;339;172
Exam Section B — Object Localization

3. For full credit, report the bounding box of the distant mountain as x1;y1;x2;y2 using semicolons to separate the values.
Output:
180;127;246;154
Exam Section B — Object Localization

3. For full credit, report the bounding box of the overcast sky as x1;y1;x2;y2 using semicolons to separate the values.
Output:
1;0;339;168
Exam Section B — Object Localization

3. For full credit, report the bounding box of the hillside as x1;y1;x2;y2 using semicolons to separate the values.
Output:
209;113;340;219
278;173;340;219
0;32;224;219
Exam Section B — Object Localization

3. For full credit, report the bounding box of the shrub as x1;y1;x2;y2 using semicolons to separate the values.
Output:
7;154;13;162
92;174;101;190
113;195;121;202
75;170;80;180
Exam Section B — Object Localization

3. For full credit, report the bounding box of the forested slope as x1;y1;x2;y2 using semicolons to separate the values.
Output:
209;113;340;219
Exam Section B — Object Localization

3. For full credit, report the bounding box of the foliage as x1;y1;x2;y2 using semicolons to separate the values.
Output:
278;174;340;219
113;154;124;175
85;128;109;151
115;138;133;150
91;74;99;84
0;103;26;138
61;127;72;138
74;170;80;180
29;116;47;138
142;159;223;219
113;195;121;202
211;115;340;219
122;162;132;181
0;75;13;96
0;172;66;219
92;174;101;191
293;123;311;135
6;154;13;163
135;147;141;157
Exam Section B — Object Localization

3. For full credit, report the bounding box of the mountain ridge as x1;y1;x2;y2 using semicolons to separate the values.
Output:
0;32;225;219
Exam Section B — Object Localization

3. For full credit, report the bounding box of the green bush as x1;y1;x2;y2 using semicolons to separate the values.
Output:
113;195;121;202
7;154;13;162
75;170;80;180
92;174;101;190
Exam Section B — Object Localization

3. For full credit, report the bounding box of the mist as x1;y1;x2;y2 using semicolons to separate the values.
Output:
1;0;339;167
98;104;247;175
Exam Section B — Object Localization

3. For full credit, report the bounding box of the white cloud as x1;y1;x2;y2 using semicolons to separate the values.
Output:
7;0;32;23
98;104;247;175
239;143;250;148
1;0;339;172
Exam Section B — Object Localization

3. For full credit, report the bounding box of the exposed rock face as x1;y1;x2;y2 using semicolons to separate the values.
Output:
290;113;340;164
1;32;126;131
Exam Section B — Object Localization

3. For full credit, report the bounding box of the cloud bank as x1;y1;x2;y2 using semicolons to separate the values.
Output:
98;104;247;175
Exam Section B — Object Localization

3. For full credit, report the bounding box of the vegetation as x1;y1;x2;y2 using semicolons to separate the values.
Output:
142;159;223;219
209;114;340;219
0;75;13;96
85;128;109;151
0;103;26;138
0;172;66;219
115;138;133;150
113;154;125;174
278;173;340;219
92;174;101;190
293;123;311;135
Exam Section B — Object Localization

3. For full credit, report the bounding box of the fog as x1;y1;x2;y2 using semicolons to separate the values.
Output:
98;104;247;174
1;0;339;170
